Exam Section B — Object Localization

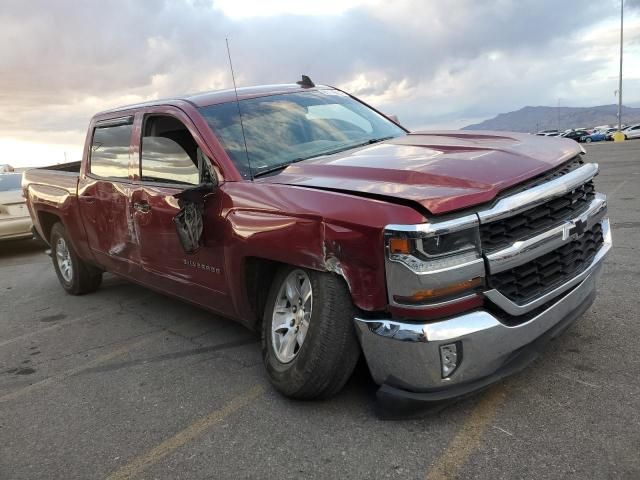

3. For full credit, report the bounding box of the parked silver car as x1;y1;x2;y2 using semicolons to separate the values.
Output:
0;173;33;241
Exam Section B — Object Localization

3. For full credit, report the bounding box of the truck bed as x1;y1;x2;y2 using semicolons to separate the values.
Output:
22;162;80;194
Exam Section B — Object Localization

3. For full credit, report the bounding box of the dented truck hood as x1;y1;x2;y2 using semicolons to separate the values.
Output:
258;131;583;215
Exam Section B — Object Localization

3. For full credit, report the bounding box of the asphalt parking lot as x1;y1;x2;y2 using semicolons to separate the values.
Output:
1;140;639;480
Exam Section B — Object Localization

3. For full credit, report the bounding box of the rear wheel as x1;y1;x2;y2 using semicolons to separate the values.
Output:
261;266;360;399
50;222;102;295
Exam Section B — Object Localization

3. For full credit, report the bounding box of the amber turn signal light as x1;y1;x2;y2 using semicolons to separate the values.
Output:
389;238;411;254
393;277;483;304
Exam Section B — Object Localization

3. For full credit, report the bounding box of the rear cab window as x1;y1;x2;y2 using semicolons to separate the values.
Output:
90;118;133;179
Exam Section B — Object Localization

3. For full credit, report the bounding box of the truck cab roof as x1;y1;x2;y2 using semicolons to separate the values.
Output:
96;83;331;116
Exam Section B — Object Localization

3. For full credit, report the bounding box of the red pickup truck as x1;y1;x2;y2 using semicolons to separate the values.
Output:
23;81;611;414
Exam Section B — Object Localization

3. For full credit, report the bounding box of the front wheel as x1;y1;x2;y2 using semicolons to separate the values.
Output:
261;266;360;399
585;137;592;143
50;222;102;295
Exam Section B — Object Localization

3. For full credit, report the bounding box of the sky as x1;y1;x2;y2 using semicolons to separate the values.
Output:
1;0;639;167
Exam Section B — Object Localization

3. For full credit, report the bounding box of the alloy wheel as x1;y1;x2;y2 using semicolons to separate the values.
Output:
271;270;312;363
56;237;73;282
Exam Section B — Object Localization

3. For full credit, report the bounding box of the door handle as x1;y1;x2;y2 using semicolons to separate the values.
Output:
133;201;151;213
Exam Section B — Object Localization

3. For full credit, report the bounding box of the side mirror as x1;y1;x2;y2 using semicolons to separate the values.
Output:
171;148;219;254
172;181;214;254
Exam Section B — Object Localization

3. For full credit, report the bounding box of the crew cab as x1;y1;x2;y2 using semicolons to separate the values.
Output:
23;80;611;414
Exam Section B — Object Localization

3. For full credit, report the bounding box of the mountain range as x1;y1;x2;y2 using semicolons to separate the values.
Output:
463;104;640;132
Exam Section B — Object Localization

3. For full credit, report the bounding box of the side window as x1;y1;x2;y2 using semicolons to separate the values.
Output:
90;121;133;179
140;115;200;185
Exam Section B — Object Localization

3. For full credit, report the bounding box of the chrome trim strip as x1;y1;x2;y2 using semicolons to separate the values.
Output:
485;218;611;315
385;214;478;238
486;193;607;274
478;163;599;223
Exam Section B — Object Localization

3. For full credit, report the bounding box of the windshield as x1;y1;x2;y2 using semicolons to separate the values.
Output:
198;90;406;178
0;173;22;192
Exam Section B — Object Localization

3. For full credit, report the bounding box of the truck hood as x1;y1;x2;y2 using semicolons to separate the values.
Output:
257;131;583;215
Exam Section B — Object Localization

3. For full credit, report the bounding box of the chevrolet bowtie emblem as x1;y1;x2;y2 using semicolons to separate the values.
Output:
563;219;587;240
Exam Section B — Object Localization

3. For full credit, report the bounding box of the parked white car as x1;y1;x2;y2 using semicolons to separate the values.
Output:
536;129;559;136
622;124;640;140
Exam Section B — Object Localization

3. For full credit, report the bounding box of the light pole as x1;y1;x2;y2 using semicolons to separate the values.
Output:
617;0;624;132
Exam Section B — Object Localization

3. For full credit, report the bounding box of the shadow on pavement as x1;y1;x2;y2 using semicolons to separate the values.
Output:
0;237;48;259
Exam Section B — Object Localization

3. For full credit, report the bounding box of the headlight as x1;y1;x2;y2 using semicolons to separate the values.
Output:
387;228;481;273
384;216;485;308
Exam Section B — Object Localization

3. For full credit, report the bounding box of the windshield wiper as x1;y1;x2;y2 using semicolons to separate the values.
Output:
252;163;292;178
294;136;397;160
252;136;397;179
313;136;396;157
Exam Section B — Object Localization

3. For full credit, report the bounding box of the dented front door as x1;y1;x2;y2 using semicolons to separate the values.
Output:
128;108;232;315
130;184;232;315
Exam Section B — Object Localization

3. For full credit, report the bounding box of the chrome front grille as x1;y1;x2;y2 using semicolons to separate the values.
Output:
479;161;611;315
480;181;595;252
488;223;604;304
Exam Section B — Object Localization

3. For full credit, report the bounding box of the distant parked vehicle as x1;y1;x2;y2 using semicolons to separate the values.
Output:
536;129;559;136
561;130;590;142
581;131;607;143
0;164;15;173
604;128;621;141
0;172;34;241
621;124;640;140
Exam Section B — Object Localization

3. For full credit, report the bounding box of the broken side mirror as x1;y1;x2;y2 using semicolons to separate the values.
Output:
172;150;218;254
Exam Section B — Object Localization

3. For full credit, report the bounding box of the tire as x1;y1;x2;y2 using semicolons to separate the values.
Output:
261;266;360;399
50;222;102;295
585;137;592;143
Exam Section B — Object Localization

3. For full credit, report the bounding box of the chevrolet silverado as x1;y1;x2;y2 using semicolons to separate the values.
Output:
23;80;611;414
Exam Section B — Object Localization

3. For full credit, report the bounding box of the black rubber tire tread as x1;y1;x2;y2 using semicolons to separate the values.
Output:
50;222;102;295
261;266;360;400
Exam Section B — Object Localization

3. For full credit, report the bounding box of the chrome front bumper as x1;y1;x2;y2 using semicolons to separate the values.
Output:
355;220;611;396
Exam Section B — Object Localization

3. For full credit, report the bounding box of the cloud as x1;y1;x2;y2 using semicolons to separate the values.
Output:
0;0;638;165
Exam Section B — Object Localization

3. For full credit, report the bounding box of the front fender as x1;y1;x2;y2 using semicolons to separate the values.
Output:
223;209;387;324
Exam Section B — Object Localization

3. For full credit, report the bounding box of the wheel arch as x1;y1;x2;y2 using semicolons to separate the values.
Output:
242;256;355;331
37;210;62;244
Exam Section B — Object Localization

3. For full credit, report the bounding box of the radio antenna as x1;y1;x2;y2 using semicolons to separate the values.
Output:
225;38;252;179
